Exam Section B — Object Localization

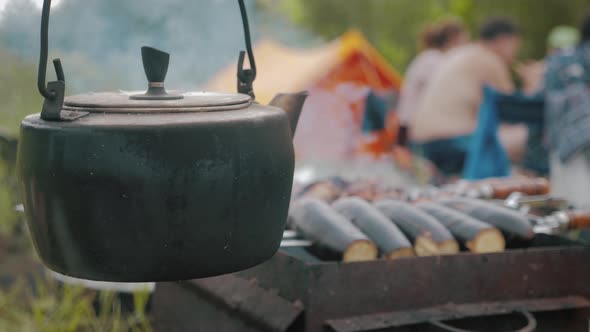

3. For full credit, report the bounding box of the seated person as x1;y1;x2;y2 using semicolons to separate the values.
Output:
410;17;528;174
397;18;469;142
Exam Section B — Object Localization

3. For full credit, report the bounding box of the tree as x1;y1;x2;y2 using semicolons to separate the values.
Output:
262;0;590;72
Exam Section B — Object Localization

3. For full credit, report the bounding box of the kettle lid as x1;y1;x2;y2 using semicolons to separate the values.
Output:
63;91;251;113
63;47;251;113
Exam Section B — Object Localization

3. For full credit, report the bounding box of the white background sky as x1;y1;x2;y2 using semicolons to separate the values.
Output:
0;0;62;13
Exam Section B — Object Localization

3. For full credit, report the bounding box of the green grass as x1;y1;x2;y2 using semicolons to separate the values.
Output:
0;277;153;332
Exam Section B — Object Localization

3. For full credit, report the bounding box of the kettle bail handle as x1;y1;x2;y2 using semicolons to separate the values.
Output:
38;0;59;101
37;0;258;114
237;0;257;100
38;0;65;120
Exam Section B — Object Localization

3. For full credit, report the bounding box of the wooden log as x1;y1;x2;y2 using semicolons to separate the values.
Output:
295;179;346;203
332;197;414;259
416;202;505;253
565;210;590;230
341;180;377;202
290;199;378;262
458;177;551;199
374;200;459;256
439;197;535;239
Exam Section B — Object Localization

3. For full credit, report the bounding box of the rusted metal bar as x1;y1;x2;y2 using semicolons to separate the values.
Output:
187;275;304;332
324;296;590;332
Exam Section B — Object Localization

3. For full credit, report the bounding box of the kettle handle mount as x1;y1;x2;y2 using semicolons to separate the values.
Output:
37;0;257;121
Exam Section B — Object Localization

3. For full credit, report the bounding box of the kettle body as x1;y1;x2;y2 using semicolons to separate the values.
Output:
23;0;308;281
18;103;295;281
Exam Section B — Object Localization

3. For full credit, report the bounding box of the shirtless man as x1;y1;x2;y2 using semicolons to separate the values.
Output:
411;17;528;174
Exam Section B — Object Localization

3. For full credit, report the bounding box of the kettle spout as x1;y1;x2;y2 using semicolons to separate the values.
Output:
269;92;309;138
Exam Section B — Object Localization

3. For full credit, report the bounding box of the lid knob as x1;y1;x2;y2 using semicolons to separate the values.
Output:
130;46;184;100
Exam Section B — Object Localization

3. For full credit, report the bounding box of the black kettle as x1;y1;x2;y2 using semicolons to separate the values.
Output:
17;0;308;282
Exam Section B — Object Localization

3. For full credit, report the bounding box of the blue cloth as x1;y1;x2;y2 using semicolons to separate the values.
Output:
463;86;511;180
495;91;544;125
495;91;549;175
545;43;590;162
413;135;472;176
362;91;390;133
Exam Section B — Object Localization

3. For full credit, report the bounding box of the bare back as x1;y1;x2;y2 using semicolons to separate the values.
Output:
410;44;514;141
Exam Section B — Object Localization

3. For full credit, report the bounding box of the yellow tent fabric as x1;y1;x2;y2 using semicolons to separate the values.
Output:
205;30;402;104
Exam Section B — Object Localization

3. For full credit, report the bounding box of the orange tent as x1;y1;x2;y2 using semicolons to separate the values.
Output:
205;30;404;161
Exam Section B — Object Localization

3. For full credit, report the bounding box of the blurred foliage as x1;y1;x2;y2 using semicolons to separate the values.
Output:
0;74;21;236
0;49;42;135
0;276;152;332
263;0;590;72
0;157;20;236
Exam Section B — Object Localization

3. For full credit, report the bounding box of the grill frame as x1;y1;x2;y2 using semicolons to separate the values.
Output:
153;234;590;332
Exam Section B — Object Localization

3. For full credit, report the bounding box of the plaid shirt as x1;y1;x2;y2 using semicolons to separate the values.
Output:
545;43;590;161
